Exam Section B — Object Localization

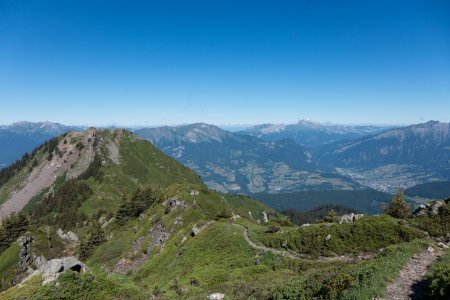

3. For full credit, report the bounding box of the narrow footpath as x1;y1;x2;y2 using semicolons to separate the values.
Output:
231;223;354;262
380;246;443;300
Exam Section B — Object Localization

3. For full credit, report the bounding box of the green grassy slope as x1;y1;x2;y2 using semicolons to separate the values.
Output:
79;132;203;217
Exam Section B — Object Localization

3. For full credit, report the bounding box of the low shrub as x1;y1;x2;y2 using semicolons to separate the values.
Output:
410;204;450;238
259;215;422;256
423;249;450;299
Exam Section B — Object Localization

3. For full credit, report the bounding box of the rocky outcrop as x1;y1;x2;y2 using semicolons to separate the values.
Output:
56;228;79;243
413;199;449;217
100;217;115;229
262;211;269;223
163;197;187;213
208;293;225;299
113;235;149;275
149;222;170;247
339;213;364;224
17;236;34;273
191;222;212;237
23;256;87;285
164;197;181;208
113;221;172;274
191;225;201;237
231;213;241;220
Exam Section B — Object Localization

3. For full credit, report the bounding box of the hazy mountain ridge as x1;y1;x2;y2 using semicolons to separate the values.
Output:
239;119;391;147
0;121;82;167
0;121;81;135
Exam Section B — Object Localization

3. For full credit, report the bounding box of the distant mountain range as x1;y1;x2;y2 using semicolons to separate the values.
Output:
0;122;82;167
135;123;356;194
239;119;391;147
1;120;449;196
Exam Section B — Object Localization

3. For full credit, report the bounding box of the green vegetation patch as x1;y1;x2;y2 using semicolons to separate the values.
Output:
423;248;450;299
410;204;450;237
0;243;20;292
119;138;202;188
256;215;422;257
283;204;358;225
133;221;297;298
0;271;146;300
0;213;29;254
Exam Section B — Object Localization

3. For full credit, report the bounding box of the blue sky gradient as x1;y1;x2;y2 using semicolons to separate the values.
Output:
1;0;449;126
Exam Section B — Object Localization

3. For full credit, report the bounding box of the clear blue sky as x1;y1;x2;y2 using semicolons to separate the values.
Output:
1;0;449;126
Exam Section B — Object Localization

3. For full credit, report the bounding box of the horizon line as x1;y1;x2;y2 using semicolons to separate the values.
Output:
2;119;439;129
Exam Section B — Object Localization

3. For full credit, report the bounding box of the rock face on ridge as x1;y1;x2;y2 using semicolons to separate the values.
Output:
413;198;449;217
24;256;87;285
0;129;100;221
0;128;134;221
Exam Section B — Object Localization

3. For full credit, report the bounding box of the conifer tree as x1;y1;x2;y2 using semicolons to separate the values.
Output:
383;189;411;219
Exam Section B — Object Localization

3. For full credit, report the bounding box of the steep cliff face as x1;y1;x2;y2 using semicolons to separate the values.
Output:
0;129;96;220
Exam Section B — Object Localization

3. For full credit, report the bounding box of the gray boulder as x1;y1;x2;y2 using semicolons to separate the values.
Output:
339;213;364;224
23;256;87;285
413;199;448;217
262;211;269;223
62;256;86;273
208;293;225;300
191;225;201;237
57;228;79;243
40;259;64;284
